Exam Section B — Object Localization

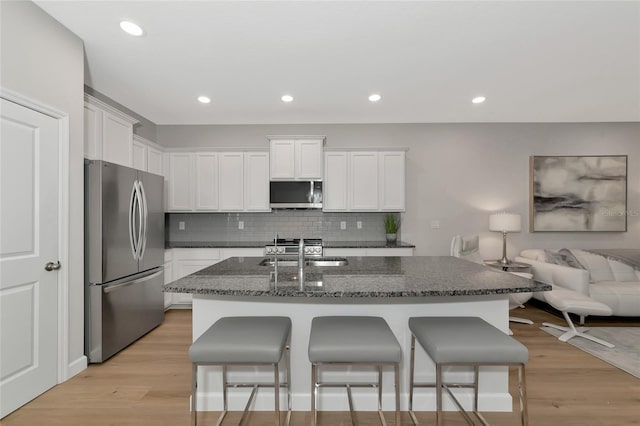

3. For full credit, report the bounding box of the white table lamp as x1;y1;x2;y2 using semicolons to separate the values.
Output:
489;213;521;266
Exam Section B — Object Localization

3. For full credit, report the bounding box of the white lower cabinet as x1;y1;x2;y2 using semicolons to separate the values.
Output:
165;248;264;308
221;248;264;259
163;261;173;309
170;249;221;307
324;247;414;257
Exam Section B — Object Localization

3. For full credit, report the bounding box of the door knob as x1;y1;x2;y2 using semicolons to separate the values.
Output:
45;261;61;271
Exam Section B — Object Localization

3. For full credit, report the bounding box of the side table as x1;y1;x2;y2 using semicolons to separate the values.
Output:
484;260;532;274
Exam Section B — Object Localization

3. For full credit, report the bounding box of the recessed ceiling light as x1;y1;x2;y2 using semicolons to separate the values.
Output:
472;96;486;104
281;95;294;103
120;21;144;37
197;96;211;104
368;94;381;102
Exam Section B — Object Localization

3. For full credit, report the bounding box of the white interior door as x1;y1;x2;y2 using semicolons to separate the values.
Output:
0;98;60;418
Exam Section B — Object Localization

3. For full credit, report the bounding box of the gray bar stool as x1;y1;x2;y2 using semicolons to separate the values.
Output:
189;316;292;426
308;316;402;426
408;316;529;426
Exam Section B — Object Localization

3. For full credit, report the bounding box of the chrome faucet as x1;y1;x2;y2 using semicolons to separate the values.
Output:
273;234;278;285
298;238;305;290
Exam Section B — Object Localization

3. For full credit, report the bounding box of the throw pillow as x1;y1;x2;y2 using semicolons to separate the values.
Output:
569;249;615;283
545;250;568;265
558;248;586;270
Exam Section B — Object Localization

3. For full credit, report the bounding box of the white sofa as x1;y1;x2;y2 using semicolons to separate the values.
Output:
515;249;640;317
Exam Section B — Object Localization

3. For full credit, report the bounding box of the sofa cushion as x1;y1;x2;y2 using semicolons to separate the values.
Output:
589;282;640;317
570;249;615;282
520;249;547;261
608;260;639;282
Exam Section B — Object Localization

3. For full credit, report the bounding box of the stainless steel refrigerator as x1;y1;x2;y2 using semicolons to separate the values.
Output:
84;160;165;363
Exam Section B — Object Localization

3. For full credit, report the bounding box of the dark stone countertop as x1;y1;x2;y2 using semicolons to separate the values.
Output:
165;240;415;249
164;256;550;298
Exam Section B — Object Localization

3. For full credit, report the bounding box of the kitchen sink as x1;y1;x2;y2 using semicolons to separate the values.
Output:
259;257;348;267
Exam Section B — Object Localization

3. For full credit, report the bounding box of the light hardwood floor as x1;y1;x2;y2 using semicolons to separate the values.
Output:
2;304;639;426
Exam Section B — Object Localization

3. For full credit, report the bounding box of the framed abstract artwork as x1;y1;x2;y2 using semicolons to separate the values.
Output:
530;155;628;232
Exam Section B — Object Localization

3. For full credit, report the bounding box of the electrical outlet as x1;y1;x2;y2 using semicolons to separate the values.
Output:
238;221;244;230
340;221;347;230
179;221;185;231
357;221;362;229
431;220;441;229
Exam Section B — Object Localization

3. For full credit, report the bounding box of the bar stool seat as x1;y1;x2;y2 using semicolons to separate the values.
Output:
309;316;402;426
408;317;529;426
190;316;292;426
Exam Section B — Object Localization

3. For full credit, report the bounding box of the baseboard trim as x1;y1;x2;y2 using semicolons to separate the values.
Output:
66;356;88;381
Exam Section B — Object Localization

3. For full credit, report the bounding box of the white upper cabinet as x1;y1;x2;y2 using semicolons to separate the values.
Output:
83;101;102;160
350;152;379;211
323;149;406;212
83;94;139;167
323;151;348;211
269;140;295;179
167;153;193;211
195;153;219;211
295;139;324;179
219;152;244;211
102;112;134;166
244;152;270;211
379;151;405;211
164;150;269;213
132;137;148;171
132;134;164;175
269;136;325;180
147;146;163;176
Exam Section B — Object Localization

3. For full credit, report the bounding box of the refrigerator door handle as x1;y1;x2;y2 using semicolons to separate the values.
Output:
134;180;144;260
102;269;163;294
138;180;148;261
128;181;138;260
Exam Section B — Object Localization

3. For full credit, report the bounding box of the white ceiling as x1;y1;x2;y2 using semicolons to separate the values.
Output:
36;1;640;125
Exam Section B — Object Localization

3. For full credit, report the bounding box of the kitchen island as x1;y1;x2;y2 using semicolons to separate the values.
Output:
165;256;549;413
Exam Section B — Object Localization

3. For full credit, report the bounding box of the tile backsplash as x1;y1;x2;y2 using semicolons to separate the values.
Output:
166;211;397;242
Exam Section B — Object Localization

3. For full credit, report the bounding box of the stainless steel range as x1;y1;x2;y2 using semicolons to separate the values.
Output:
265;238;323;257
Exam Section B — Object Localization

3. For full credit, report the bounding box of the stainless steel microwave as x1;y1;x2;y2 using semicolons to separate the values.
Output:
269;181;323;209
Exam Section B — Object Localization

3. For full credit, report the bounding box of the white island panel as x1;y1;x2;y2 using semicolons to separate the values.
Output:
192;294;511;413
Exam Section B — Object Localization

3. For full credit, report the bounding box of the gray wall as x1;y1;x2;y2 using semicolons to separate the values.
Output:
1;1;85;369
158;122;640;257
84;85;158;142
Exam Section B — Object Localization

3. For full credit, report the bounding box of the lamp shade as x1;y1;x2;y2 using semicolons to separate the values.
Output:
489;213;521;233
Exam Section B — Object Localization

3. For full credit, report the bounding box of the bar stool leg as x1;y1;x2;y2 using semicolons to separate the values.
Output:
473;365;479;413
191;364;198;426
519;364;529;426
408;335;419;425
436;364;443;426
394;363;401;426
378;365;383;412
286;344;292;424
311;364;317;426
274;363;280;426
222;365;228;412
